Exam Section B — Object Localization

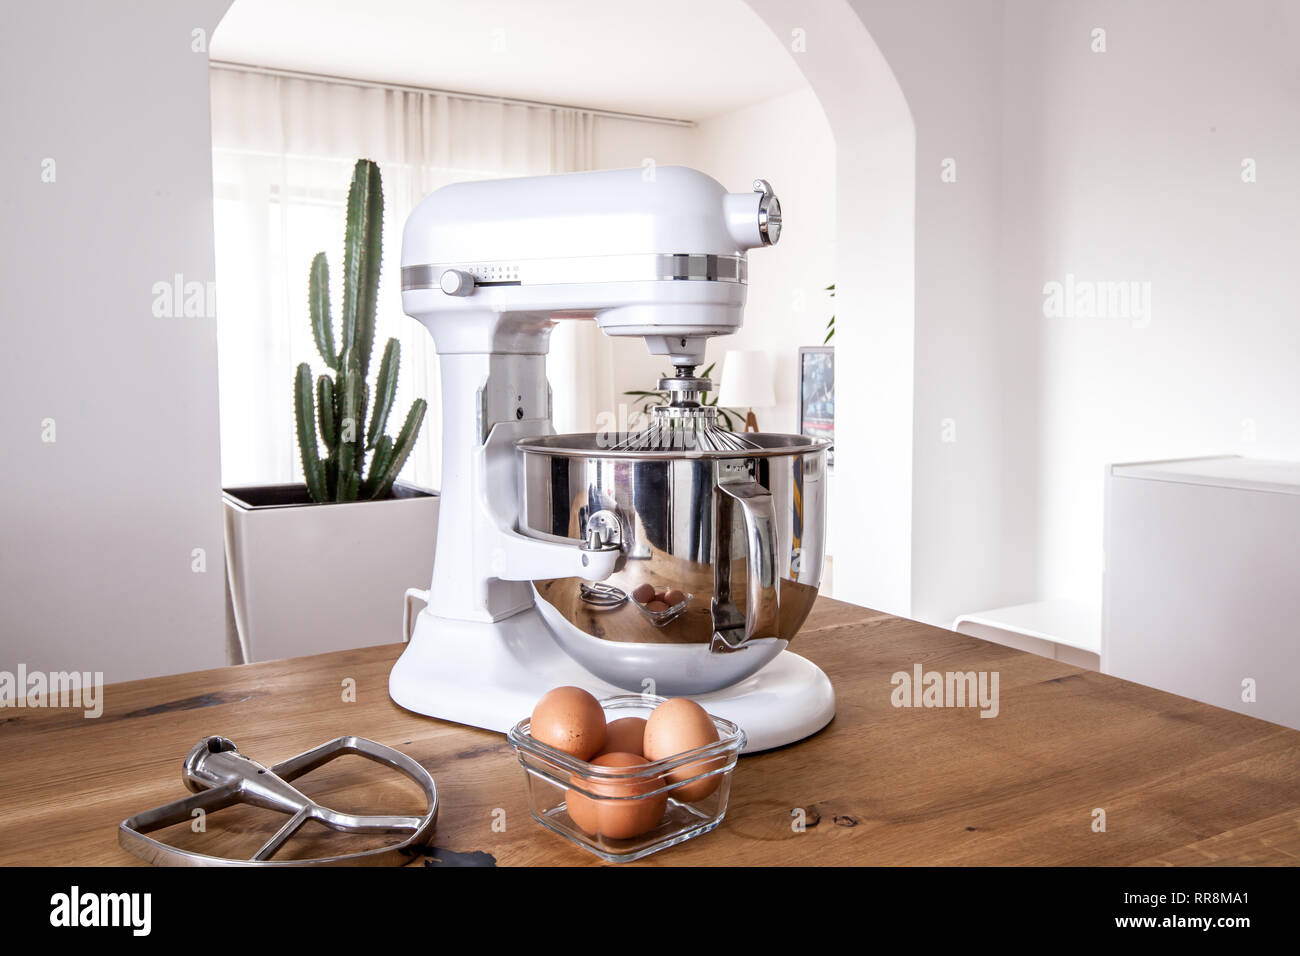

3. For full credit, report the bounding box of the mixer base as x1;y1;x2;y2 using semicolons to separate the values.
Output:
390;606;835;752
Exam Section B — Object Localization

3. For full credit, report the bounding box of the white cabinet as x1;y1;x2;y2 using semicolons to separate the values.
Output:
1103;457;1300;730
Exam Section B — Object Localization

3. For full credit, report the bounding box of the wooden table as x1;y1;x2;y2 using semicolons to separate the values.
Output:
3;598;1299;866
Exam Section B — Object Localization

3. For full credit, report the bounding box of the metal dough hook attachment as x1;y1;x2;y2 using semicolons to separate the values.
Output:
118;735;438;866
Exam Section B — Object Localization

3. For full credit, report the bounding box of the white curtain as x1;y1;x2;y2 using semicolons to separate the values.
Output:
210;67;611;491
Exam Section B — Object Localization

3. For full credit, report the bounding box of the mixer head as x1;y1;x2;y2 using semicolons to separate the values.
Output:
399;167;781;368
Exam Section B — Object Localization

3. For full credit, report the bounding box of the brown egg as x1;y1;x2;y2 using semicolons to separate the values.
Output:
530;686;606;760
566;752;667;839
645;600;669;612
663;589;686;607
600;716;648;757
643;698;722;801
631;583;656;604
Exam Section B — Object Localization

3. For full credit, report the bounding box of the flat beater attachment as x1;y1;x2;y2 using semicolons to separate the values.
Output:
118;735;438;866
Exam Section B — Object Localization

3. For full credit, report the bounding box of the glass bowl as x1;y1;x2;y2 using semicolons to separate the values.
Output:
507;694;745;862
631;590;693;627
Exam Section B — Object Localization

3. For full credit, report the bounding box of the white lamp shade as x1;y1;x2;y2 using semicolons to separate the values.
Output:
718;350;776;408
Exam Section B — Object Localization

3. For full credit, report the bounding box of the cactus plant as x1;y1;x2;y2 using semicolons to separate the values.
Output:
294;159;426;502
823;283;835;343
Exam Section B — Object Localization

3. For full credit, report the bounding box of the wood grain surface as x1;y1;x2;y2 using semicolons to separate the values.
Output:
1;597;1298;866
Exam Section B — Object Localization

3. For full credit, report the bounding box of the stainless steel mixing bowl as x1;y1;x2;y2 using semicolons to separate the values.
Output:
516;432;828;695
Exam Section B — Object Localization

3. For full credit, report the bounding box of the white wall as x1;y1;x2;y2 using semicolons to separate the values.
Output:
0;1;232;681
1001;0;1300;607
592;116;697;173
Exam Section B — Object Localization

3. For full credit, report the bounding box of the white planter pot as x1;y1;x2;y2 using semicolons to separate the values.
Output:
223;482;438;662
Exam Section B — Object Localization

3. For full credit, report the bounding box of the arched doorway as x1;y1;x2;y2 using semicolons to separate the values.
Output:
744;1;916;616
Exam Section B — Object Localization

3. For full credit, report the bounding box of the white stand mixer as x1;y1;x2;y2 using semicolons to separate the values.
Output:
388;166;834;751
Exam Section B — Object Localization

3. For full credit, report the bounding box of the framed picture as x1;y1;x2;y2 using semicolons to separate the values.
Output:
798;346;834;466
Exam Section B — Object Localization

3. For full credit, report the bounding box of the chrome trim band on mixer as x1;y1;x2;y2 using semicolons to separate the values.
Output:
401;253;748;292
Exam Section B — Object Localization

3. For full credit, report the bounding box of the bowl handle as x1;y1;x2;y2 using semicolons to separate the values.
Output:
713;480;780;648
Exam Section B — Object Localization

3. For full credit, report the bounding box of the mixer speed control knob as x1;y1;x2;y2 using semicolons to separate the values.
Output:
438;269;476;296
